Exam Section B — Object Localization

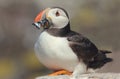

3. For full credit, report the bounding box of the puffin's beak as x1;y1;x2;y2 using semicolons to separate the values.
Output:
32;8;51;29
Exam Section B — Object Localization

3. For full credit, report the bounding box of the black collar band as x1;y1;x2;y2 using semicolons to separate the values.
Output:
46;23;71;37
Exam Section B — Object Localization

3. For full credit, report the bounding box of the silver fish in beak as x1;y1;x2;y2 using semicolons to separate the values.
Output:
32;19;49;29
32;8;51;29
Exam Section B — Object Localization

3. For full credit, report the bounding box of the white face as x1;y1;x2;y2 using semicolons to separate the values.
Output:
47;8;69;29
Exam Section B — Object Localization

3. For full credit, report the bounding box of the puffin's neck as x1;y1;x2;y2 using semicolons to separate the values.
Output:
46;23;71;37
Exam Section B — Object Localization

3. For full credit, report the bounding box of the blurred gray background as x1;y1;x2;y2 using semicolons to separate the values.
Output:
0;0;120;79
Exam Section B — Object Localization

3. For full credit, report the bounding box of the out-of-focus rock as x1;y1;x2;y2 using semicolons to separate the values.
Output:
36;73;120;79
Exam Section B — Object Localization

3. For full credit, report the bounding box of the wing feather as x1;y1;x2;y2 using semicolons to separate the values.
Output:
67;31;98;63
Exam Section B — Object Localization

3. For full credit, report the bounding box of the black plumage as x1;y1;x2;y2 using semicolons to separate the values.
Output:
47;23;112;69
88;50;113;69
67;31;98;63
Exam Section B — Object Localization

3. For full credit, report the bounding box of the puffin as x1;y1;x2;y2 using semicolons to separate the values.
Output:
32;7;112;77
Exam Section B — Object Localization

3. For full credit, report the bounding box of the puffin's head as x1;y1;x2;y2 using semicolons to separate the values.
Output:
32;7;69;29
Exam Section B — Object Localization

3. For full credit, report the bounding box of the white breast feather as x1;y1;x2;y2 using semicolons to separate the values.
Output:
34;31;79;72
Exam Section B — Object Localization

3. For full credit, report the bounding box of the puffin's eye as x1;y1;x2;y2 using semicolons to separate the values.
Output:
55;11;60;16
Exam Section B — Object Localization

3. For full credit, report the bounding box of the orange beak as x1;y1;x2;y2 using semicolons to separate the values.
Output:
32;8;51;29
34;10;46;23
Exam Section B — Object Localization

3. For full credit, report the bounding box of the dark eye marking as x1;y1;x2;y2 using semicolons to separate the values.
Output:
56;11;60;16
